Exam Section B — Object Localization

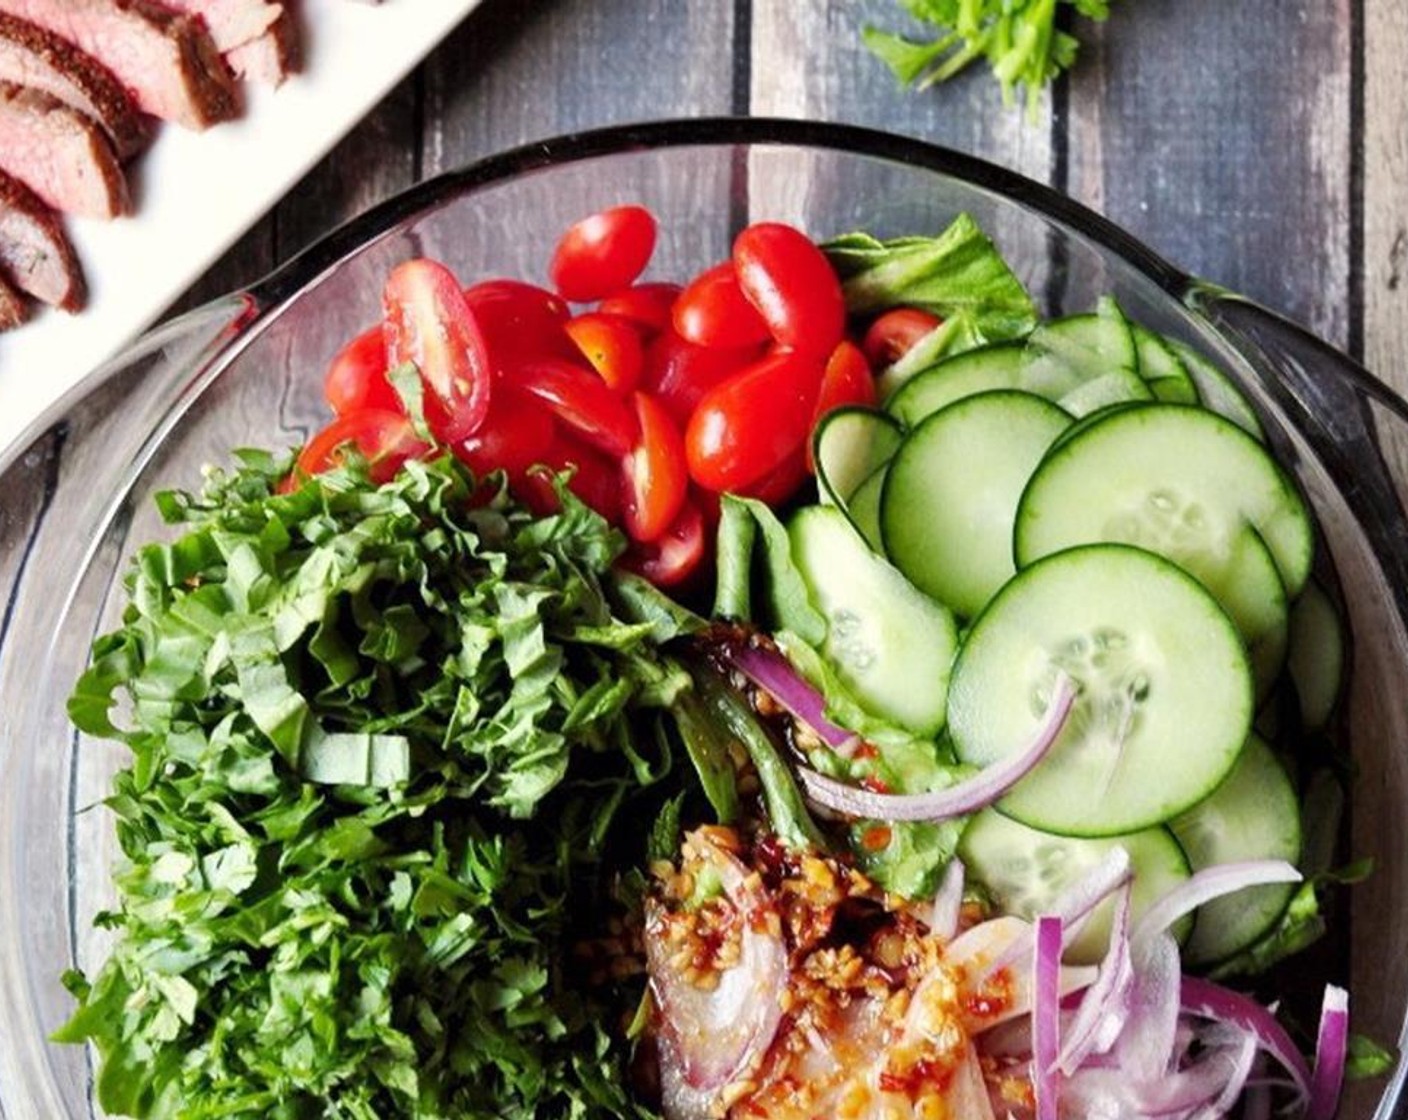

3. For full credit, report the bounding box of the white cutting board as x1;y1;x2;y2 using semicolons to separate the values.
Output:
0;0;482;457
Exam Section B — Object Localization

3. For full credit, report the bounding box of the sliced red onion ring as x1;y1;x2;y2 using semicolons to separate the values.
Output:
1131;860;1301;957
1180;976;1312;1099
1114;931;1182;1083
797;673;1076;822
930;857;966;941
1308;985;1350;1120
725;643;861;755
1063;1028;1257;1117
1056;884;1135;1075
646;832;788;1103
1033;915;1063;1120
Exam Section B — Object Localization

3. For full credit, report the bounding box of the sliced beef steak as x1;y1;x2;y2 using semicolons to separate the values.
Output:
0;169;83;310
0;0;238;129
0;271;28;330
0;81;129;219
157;0;281;54
0;13;147;159
226;6;297;85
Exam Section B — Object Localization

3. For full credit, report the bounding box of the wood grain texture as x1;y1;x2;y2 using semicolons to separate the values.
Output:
1067;1;1354;348
1363;0;1408;393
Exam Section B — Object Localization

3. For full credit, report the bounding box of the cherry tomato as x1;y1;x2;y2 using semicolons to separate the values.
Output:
515;435;622;522
684;350;825;493
454;387;559;476
517;357;640;458
294;409;429;485
806;340;878;472
598;282;682;335
383;259;492;442
550;205;657;302
623;392;688;543
861;308;942;367
564;312;646;394
323;324;399;416
739;445;808;506
619;498;707;588
732;222;845;357
641;331;760;427
673;263;771;350
463;278;576;373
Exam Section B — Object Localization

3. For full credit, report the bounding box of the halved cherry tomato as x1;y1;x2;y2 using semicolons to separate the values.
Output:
598;282;682;335
515;435;622;522
517;358;640;458
383;259;492;442
619;498;707;588
861;308;942;367
623;392;688;543
806;340;878;472
294;409;429;485
733;222;845;357
550;205;657;302
673;263;771;350
641;330;761;427
323;324;398;416
463;278;576;373
454;386;559;476
564;312;646;394
685;350;826;493
739;445;808;506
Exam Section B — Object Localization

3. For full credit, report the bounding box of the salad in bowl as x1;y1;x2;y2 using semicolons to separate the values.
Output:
0;121;1403;1120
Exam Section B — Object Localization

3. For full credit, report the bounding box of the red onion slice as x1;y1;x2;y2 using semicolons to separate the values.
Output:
1057;884;1135;1075
1180;976;1312;1099
1131;860;1301;959
930;856;966;942
646;833;788;1102
725;643;861;754
1308;985;1350;1120
797;673;1076;822
1033;915;1063;1120
1114;931;1182;1083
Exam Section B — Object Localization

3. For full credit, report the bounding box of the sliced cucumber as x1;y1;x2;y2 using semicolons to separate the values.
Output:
1055;367;1153;418
1166;339;1266;442
959;809;1191;965
1020;297;1137;401
949;544;1253;837
814;407;903;507
1169;735;1301;965
886;342;1026;428
1132;324;1199;404
1286;579;1346;731
789;505;959;735
881;391;1071;618
845;465;887;552
1014;404;1313;598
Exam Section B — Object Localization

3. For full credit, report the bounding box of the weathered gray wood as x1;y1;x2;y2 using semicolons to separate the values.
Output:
1067;1;1353;349
169;215;277;316
1363;0;1408;394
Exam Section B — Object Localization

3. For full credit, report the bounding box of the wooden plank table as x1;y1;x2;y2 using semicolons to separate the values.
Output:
181;0;1407;402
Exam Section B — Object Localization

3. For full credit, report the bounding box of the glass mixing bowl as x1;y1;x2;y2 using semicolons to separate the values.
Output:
0;118;1405;1119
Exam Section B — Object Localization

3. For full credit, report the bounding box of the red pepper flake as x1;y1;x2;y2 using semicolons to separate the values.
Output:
964;966;1015;1021
854;742;879;760
860;825;892;851
859;774;891;794
879;1055;957;1097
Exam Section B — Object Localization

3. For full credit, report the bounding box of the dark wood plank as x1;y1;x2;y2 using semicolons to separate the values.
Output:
167;215;277;316
1066;1;1354;348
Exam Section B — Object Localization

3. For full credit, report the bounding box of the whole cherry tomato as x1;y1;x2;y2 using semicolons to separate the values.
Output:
642;330;760;427
619;498;707;588
672;263;771;350
732;222;845;357
454;386;559;476
323;324;398;416
739;445;808;507
564;312;646;394
684;350;826;493
598;282;682;335
517;358;640;458
861;308;942;367
550;205;657;302
806;340;878;472
463;279;576;374
623;392;688;543
383;259;493;442
294;409;429;485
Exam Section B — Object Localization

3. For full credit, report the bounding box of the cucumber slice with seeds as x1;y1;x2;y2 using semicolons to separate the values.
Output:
886;342;1026;428
1020;297;1137;401
1133;324;1199;404
814;407;903;508
949;544;1253;837
846;465;887;552
1166;339;1265;441
1286;579;1346;731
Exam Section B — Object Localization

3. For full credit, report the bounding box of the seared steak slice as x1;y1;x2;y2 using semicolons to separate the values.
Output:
226;6;297;85
0;13;147;159
0;271;28;330
0;169;83;310
0;81;129;219
0;0;238;129
157;0;281;54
